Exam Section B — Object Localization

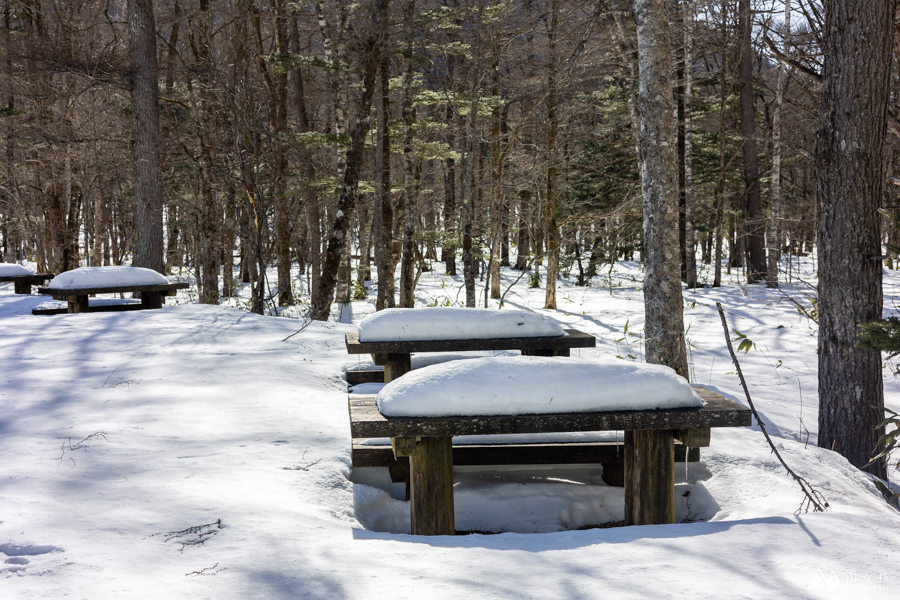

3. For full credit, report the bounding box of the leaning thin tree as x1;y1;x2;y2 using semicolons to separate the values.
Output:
816;0;895;479
311;0;392;321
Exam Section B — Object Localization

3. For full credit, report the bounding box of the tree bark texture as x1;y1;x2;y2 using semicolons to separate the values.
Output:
375;56;396;310
682;0;697;289
766;0;790;289
737;0;764;283
543;0;559;311
128;0;164;273
816;0;894;479
633;0;688;378
399;0;417;308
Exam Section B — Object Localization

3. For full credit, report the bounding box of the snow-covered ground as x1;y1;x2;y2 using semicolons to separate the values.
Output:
2;258;899;599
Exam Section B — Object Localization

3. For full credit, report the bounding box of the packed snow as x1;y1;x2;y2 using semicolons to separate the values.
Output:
47;265;170;289
2;255;900;599
375;356;704;417
0;262;34;276
357;307;565;342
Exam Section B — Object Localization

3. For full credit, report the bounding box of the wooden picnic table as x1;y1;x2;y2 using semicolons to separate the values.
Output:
349;386;751;535
38;282;189;313
345;328;596;382
0;272;54;294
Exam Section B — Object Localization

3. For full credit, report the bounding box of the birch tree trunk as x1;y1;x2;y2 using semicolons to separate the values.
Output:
633;0;688;377
817;0;894;479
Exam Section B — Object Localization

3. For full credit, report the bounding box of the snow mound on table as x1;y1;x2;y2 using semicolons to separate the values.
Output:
376;356;704;417
48;266;168;289
357;307;565;342
0;263;34;276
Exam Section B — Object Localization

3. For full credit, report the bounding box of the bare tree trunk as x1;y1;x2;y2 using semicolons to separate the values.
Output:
488;45;502;300
682;0;697;289
399;0;417;308
817;0;894;479
357;196;372;287
514;190;530;270
128;0;164;272
375;55;395;310
272;0;292;306
543;0;559;310
290;13;321;303
633;0;688;377
442;103;458;276
737;0;764;283
766;0;790;288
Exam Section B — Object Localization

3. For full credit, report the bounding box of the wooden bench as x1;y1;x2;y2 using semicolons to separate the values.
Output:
38;282;189;313
0;272;54;294
345;328;596;382
349;386;751;535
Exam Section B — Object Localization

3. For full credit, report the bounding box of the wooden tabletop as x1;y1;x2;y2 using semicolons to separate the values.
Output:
349;386;751;439
0;273;53;282
38;282;189;299
345;328;596;355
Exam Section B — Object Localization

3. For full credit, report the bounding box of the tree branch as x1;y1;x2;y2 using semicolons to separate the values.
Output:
716;302;828;512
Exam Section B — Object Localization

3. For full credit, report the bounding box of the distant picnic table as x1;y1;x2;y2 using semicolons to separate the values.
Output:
38;282;188;314
345;328;596;382
0;272;54;295
35;266;188;314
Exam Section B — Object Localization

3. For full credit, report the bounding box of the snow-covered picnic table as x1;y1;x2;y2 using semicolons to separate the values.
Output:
345;308;596;381
350;356;751;535
0;263;53;294
344;309;750;535
36;266;188;314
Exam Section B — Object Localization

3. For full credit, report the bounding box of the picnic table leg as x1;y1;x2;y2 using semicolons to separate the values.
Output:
624;429;675;525
408;436;455;535
140;290;163;309
68;294;89;313
383;353;412;383
522;348;571;357
13;281;30;294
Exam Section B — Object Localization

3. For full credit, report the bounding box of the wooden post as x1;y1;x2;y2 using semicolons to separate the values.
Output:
68;295;90;313
141;290;163;309
624;429;675;525
601;463;625;487
384;353;412;382
14;281;30;294
409;436;455;535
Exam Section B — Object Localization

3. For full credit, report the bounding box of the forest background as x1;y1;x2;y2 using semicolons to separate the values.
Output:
5;0;887;311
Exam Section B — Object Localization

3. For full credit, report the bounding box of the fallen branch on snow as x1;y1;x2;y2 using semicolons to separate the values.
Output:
716;302;828;513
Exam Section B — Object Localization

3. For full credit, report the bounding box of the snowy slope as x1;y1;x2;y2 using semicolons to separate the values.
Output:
1;258;899;599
